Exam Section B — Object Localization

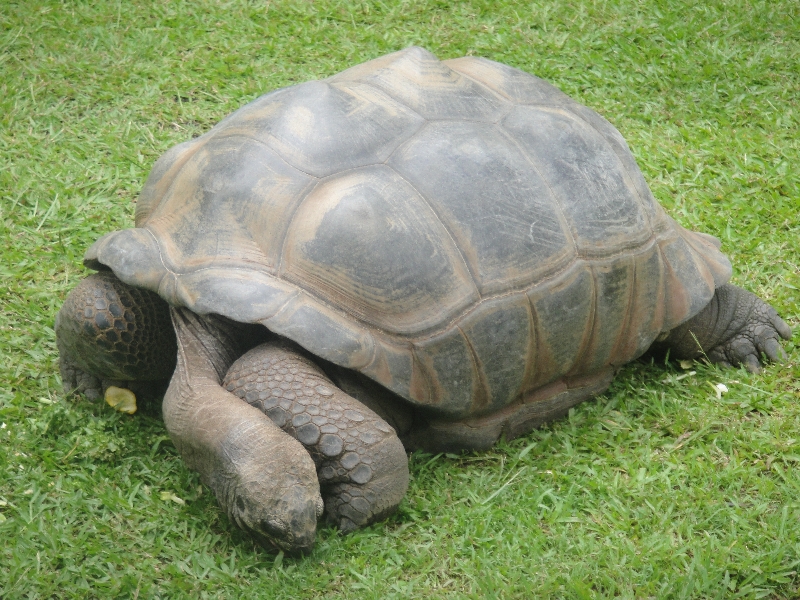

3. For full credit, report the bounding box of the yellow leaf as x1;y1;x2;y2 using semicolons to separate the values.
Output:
105;386;137;414
159;491;185;505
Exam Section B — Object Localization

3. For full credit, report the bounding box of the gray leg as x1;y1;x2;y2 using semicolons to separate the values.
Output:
55;271;176;399
223;342;409;533
653;283;792;373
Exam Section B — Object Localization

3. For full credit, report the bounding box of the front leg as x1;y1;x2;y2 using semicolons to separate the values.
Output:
223;342;409;533
653;283;793;372
164;309;324;554
55;271;177;402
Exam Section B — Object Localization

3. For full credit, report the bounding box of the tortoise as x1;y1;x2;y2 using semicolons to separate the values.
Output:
55;47;792;554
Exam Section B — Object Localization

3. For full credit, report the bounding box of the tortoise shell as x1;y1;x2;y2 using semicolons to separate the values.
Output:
85;47;731;418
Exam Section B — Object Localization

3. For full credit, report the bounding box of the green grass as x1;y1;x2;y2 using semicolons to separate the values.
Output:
1;0;798;597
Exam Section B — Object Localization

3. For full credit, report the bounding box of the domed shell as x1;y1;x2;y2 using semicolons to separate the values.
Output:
86;47;731;418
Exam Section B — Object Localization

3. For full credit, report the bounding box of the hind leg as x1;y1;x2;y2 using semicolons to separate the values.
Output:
653;283;792;373
223;341;409;532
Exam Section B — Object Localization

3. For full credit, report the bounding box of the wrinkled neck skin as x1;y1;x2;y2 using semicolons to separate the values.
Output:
163;308;323;555
171;310;263;382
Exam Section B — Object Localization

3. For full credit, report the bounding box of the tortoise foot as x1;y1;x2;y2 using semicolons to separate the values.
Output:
58;349;169;412
654;284;792;373
705;286;792;373
224;342;409;533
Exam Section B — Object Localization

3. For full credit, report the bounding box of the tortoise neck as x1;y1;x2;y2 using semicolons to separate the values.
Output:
169;308;268;383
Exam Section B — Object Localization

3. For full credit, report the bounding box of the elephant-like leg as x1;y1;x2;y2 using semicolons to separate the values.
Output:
652;284;792;373
164;309;323;554
55;271;176;402
223;341;409;533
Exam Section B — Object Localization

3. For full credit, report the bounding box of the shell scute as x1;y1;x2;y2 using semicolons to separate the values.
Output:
136;138;202;227
412;326;480;414
217;80;425;177
389;120;574;295
618;243;667;361
565;103;668;231
331;46;509;122
658;231;719;329
146;136;314;273
264;294;376;371
527;263;595;389
282;165;478;335
444;56;573;107
459;293;534;416
502;105;651;254
583;256;636;373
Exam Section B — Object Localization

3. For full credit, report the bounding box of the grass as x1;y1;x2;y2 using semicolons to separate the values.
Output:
1;0;798;597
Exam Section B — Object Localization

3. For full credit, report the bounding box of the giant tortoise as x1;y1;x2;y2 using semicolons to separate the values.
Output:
56;47;792;554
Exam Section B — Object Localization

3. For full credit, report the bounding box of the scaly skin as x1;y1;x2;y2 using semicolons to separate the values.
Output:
653;283;793;372
55;271;176;400
55;273;792;552
223;342;409;532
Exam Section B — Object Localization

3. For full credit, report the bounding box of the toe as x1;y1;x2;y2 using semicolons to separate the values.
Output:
707;347;728;365
725;337;765;373
772;313;793;340
76;370;103;400
743;354;762;374
730;337;757;363
59;364;78;395
762;337;785;363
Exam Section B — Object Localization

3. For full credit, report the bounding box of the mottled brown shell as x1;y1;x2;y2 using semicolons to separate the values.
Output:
86;47;731;418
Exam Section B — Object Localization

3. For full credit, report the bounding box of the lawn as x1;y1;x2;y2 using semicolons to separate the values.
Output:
1;0;799;597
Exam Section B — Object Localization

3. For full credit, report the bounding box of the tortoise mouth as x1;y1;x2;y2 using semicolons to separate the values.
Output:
229;487;322;556
258;517;316;556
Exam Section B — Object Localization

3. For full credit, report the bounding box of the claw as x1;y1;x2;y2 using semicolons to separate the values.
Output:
730;337;757;361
